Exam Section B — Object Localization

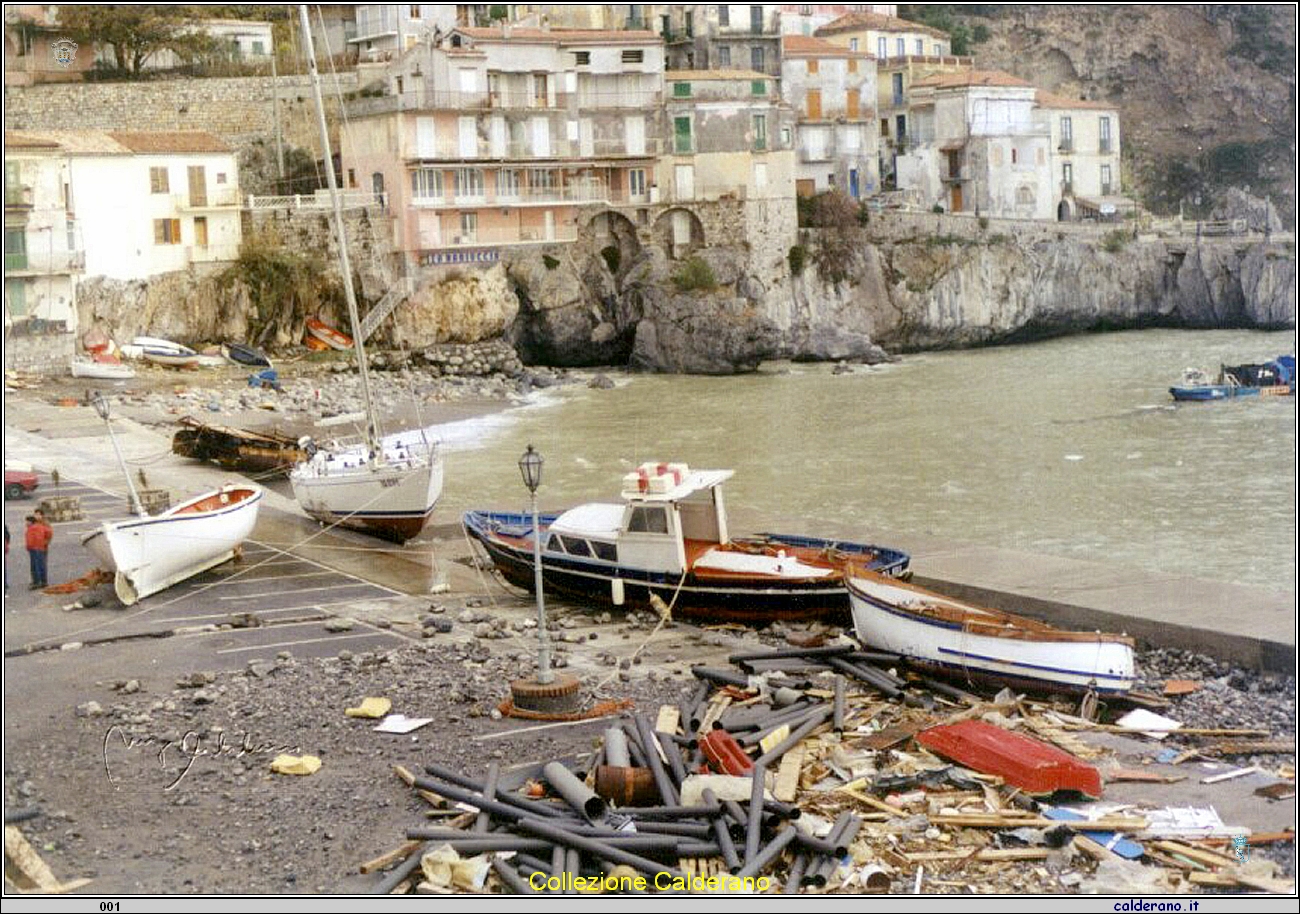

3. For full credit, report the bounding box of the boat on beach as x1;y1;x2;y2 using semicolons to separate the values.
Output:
70;356;136;380
1169;355;1295;401
82;483;264;606
172;416;307;476
222;342;273;369
287;7;443;543
119;336;192;360
304;317;353;351
845;569;1136;695
464;461;911;623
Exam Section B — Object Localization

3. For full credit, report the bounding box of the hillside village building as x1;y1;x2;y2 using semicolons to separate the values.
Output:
5;130;242;284
894;70;1054;220
4;132;81;331
815;10;951;61
343;26;665;266
1036;90;1128;221
661;5;783;76
779;35;878;199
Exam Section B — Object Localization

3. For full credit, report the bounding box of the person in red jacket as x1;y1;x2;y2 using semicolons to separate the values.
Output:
25;513;52;590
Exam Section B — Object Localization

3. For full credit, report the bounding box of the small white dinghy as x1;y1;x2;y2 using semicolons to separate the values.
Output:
846;570;1136;695
71;358;136;380
82;483;263;605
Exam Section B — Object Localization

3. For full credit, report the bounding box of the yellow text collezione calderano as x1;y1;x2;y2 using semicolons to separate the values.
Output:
527;871;772;893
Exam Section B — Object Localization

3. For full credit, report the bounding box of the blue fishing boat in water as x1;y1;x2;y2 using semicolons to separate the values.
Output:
1169;355;1295;401
464;461;910;623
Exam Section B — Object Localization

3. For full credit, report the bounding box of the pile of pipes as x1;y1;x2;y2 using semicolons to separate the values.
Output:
363;642;1295;895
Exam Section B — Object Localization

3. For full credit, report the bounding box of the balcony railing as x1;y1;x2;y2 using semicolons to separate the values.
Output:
4;249;84;273
246;191;386;211
411;182;615;209
4;185;34;209
1058;137;1074;153
348;88;661;118
1099;138;1112;154
410;137;661;162
174;187;242;210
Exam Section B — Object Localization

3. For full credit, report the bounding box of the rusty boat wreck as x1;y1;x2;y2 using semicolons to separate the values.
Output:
464;462;910;622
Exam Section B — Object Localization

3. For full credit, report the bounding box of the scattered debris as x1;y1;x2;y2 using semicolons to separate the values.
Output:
270;754;322;776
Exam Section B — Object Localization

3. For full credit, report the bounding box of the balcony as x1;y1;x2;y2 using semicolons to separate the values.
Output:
4;185;34;210
422;225;580;251
349;88;662;118
246;190;386;211
412;181;615;210
4;248;84;274
409;137;661;163
1058;137;1074;154
174;186;242;210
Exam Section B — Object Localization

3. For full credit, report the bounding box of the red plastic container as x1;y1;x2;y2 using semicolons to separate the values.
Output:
700;729;754;777
917;719;1102;798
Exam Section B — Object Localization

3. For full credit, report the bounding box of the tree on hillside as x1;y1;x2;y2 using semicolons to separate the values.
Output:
56;5;216;74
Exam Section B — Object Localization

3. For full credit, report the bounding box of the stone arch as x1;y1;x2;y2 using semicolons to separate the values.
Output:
582;210;642;276
651;207;705;260
1057;198;1075;222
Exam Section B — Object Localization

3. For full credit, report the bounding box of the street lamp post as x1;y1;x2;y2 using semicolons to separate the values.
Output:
92;393;144;517
518;444;552;685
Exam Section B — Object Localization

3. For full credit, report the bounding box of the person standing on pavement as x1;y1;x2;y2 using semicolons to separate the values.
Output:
25;513;52;590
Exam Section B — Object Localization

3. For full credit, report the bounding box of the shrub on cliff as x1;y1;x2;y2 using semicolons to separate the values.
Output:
672;256;717;292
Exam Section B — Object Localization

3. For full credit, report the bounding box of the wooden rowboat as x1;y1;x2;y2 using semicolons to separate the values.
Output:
846;570;1135;695
305;317;353;351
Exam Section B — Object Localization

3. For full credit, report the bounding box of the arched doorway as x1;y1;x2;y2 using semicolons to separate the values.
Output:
1057;198;1075;222
651;207;705;260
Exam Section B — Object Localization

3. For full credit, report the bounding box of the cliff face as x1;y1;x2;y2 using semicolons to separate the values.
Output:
963;5;1296;219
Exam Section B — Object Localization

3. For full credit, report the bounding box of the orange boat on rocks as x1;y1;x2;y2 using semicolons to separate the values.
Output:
305;316;353;350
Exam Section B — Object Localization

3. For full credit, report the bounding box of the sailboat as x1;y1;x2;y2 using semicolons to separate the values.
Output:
287;5;443;543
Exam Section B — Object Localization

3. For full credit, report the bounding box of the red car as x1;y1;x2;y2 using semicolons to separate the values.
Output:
4;468;39;499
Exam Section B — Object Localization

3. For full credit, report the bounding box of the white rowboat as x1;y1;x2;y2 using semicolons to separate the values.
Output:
846;571;1136;694
82;484;263;605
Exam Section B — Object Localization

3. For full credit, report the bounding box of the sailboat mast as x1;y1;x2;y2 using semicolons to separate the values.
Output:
298;4;382;447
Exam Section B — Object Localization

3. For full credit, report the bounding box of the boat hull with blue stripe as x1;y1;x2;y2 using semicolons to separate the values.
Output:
846;571;1135;695
462;462;909;624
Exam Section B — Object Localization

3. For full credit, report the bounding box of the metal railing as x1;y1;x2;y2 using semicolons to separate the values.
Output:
4;249;84;272
409;137;661;161
1058;137;1074;153
246;191;386;211
4;185;34;208
431;225;580;248
348;88;662;117
174;187;242;209
411;183;615;208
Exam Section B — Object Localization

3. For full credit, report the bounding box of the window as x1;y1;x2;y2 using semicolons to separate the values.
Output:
717;46;731;67
194;216;208;248
673;81;691;98
750;5;762;32
409;6;420;18
780;125;792;146
751;79;766;96
1100;164;1112;195
459;212;477;241
533;73;548;107
1060;116;1073;151
628;168;646;197
849;38;858;52
806;88;821;119
153;218;181;245
1062;162;1073;190
846;88;860;119
573;50;590;66
807;58;818;75
915;38;923;55
1011;147;1018;164
560;536;593;557
411;168;443;199
750;46;764;71
546;533;566;553
877;37;887;59
149;167;169;194
848;57;857;73
673;116;692;153
934;43;942;55
754;161;768;188
621;49;643;63
1099;116;1112;152
891;72;904;105
497;169;520;198
528;169;556;192
752;114;767;150
216;172;227;184
4;228;27;270
454;168;484;198
896;37;905;57
628;507;669;534
591;541;618;562
718;5;729;27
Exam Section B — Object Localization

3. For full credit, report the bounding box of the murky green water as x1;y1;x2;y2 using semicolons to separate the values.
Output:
434;329;1297;593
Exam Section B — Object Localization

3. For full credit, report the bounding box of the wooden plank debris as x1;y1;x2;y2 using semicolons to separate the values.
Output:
4;826;92;894
773;744;804;803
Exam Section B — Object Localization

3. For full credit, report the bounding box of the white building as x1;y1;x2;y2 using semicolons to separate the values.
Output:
1036;90;1127;221
350;4;458;61
897;70;1053;220
4;132;82;331
780;34;878;199
7;130;243;282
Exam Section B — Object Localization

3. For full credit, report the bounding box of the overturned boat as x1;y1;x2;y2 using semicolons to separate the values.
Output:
464;462;910;623
172;416;307;476
82;483;264;606
846;570;1136;695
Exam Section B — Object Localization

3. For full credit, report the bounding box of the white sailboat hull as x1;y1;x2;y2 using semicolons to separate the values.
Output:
290;437;442;542
847;573;1136;694
71;359;136;380
81;484;263;606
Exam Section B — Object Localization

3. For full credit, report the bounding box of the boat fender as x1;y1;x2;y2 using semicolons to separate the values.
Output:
611;578;625;606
